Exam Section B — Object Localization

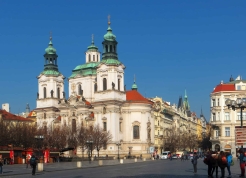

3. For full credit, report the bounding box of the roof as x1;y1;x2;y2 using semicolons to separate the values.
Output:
212;83;235;93
41;69;61;76
126;90;153;104
0;109;33;122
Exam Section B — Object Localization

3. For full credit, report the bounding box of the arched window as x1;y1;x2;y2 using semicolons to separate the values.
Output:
118;79;120;91
43;87;46;98
110;45;112;52
158;130;159;135
72;119;76;133
44;113;46;119
93;55;95;61
57;88;60;99
89;54;91;62
158;121;159;126
105;45;108;52
103;122;107;131
103;78;107;90
114;46;116;52
133;125;139;139
50;58;52;64
97;55;98;61
78;84;82;95
46;58;48;64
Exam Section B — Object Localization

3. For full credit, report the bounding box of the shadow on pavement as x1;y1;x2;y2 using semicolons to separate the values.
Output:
115;174;208;178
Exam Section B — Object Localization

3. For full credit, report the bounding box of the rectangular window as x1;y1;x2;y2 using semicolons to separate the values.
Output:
119;122;122;132
72;119;76;133
217;99;220;106
103;122;107;131
237;112;246;120
213;113;216;121
224;112;230;121
212;99;215;107
237;85;241;90
225;127;230;137
217;112;220;121
242;85;246;90
215;130;219;137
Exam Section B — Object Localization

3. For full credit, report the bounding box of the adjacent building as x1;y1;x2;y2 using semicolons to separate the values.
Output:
210;75;246;157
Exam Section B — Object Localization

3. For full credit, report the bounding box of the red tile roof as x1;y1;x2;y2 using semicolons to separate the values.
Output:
126;90;153;104
0;109;33;122
213;84;235;93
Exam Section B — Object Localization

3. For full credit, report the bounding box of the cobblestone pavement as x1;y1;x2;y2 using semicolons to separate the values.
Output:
0;158;243;178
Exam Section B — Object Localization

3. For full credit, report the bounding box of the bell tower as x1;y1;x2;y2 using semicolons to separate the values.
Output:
36;34;65;108
94;16;126;102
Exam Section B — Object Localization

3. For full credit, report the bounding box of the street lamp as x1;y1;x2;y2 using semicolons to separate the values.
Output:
116;143;121;160
225;98;246;128
34;135;44;161
86;139;93;162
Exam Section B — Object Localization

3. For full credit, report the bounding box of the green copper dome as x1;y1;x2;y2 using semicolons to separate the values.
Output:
104;26;116;41
132;82;138;90
87;35;98;51
45;40;56;54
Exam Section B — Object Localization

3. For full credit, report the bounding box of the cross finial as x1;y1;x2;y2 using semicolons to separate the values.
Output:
108;15;111;25
50;31;52;41
134;74;136;83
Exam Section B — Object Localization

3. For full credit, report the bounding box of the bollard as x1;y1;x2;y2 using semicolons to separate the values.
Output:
143;158;146;161
120;159;123;164
98;160;103;166
37;163;43;171
151;157;154;160
77;161;82;168
134;158;137;162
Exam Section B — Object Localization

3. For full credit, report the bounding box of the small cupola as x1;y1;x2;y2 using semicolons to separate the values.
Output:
131;75;138;91
85;34;100;63
229;75;234;82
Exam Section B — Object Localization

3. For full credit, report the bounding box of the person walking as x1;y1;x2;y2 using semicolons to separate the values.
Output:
29;155;37;176
218;151;227;178
0;157;3;174
238;149;245;178
211;152;219;178
192;152;199;173
226;152;232;177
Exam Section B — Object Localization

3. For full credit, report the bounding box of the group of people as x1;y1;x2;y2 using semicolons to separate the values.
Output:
205;149;246;178
204;151;233;178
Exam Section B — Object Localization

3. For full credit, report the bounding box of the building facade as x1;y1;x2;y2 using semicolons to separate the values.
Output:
210;75;246;157
34;20;155;158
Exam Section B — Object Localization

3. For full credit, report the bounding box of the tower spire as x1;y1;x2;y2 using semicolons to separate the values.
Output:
50;31;52;41
108;14;111;26
92;34;94;45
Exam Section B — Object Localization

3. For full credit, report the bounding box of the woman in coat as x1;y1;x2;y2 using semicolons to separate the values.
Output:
218;151;228;178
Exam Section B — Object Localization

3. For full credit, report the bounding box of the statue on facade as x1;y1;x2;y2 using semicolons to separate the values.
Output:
37;92;39;99
50;90;54;98
112;82;115;90
124;85;126;91
63;91;65;98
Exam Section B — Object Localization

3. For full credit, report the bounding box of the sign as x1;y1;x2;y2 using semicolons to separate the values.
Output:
149;147;154;154
235;126;246;146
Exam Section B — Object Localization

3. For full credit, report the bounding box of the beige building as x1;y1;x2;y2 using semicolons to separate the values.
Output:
210;75;246;157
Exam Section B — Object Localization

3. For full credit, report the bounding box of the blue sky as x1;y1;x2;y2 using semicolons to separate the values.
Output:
0;1;245;120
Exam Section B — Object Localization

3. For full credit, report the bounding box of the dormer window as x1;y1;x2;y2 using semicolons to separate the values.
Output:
237;85;241;90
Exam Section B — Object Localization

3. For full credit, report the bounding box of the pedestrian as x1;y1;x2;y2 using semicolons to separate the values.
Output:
29;155;37;176
206;151;213;178
191;152;199;173
170;153;172;161
238;149;245;177
218;151;227;178
211;152;219;178
226;152;232;177
0;157;3;174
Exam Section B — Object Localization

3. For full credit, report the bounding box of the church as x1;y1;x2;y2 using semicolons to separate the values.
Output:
34;19;154;157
